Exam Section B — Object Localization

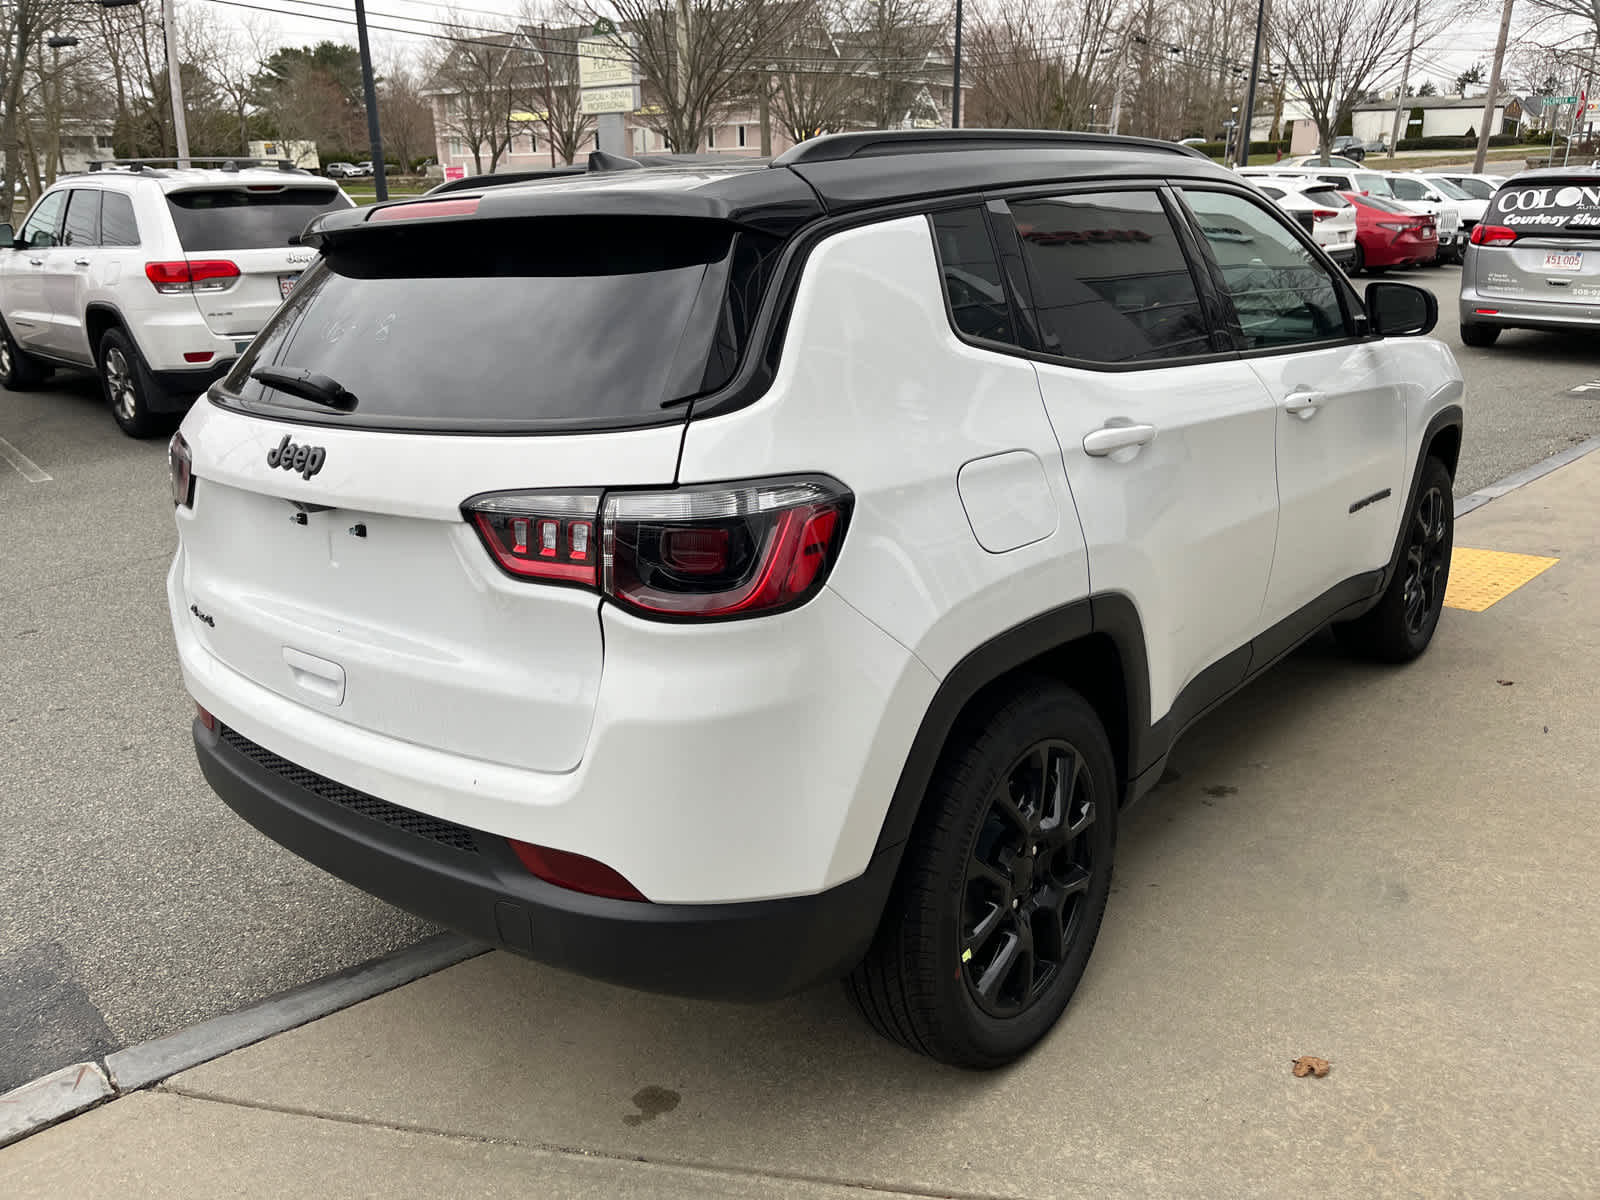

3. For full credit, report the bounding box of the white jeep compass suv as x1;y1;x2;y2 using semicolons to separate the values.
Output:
167;131;1465;1067
0;158;351;436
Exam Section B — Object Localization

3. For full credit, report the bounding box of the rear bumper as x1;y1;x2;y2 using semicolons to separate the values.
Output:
1459;286;1600;330
195;717;897;1001
152;362;233;405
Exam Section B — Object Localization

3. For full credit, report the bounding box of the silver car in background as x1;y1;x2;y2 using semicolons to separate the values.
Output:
1459;167;1600;347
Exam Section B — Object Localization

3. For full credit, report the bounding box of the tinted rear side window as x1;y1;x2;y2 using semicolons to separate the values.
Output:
1488;180;1600;238
219;218;780;432
166;187;348;251
62;190;100;247
1008;191;1210;364
101;192;140;246
930;207;1014;344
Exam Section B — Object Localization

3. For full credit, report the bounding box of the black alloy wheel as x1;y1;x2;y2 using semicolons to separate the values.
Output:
1402;482;1450;639
961;740;1096;1018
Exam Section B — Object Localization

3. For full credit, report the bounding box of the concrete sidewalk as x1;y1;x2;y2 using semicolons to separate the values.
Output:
5;453;1599;1198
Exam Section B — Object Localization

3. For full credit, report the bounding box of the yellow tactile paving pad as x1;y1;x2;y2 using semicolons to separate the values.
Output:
1444;548;1560;612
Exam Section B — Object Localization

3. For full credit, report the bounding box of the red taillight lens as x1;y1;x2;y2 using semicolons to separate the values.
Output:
466;491;602;585
603;478;852;619
462;477;853;620
509;840;646;901
169;431;194;507
1312;209;1338;221
1470;223;1518;246
1377;221;1414;233
146;259;240;294
196;703;216;732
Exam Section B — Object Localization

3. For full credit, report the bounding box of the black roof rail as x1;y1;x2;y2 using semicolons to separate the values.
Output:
88;157;304;174
772;129;1209;165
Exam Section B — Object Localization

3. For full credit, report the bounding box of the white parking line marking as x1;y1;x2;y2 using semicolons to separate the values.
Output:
0;436;51;482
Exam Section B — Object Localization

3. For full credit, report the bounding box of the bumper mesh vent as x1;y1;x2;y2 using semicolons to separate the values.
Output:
219;727;481;854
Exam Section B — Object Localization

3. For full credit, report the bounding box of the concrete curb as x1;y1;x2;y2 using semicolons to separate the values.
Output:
105;933;485;1093
1455;435;1600;518
0;1062;113;1149
0;933;485;1150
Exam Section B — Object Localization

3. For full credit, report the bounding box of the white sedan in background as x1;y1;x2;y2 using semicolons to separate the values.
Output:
1250;176;1361;273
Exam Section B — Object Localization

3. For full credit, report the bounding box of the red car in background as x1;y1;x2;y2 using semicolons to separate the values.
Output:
1343;193;1439;274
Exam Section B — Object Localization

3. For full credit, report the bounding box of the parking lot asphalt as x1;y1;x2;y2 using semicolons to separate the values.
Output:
5;441;1596;1198
1;263;1596;1098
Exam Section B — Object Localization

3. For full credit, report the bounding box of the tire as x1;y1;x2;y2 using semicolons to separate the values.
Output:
98;327;172;438
1460;321;1500;347
846;681;1117;1068
1348;243;1365;277
0;316;53;390
1334;456;1454;663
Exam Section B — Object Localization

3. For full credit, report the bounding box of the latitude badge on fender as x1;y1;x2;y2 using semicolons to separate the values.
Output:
266;434;327;480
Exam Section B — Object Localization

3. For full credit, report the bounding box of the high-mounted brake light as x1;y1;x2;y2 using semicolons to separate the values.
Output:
146;259;240;294
1470;223;1518;246
463;477;853;620
370;197;480;223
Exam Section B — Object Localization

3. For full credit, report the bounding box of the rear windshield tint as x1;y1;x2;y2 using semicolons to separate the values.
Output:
166;187;348;251
1488;181;1600;236
1353;195;1416;215
217;218;781;432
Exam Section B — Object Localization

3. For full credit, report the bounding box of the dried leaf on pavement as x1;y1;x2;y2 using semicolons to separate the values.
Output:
1292;1056;1331;1077
1497;679;1515;686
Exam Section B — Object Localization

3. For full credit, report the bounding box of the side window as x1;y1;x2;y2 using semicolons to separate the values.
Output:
100;192;141;247
19;190;67;248
1316;173;1353;191
62;190;101;248
1180;189;1348;352
929;207;1014;344
1390;177;1428;202
1007;190;1211;364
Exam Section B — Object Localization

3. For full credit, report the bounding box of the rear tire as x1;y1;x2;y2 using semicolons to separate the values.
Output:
0;316;53;390
1460;321;1500;347
846;681;1117;1068
1348;243;1365;277
1334;456;1454;663
98;327;172;439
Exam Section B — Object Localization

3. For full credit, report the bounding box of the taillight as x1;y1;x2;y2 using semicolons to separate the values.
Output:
1470;223;1518;246
169;431;194;507
1312;209;1338;221
1378;221;1416;233
463;476;853;620
145;259;240;294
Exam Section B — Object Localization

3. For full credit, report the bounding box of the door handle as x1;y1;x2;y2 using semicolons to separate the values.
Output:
28;257;42;266
1083;422;1158;458
1283;389;1326;419
73;257;90;267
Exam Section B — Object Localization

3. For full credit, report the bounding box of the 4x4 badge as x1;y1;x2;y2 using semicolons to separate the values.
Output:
266;434;326;480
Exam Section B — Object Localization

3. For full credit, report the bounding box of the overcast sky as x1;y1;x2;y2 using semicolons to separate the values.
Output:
197;0;1563;97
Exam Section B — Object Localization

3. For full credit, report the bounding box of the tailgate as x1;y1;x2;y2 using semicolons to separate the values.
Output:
173;403;683;773
192;246;317;338
1475;239;1600;303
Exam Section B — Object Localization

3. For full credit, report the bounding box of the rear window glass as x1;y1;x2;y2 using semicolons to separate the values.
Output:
1353;195;1416;215
1487;181;1600;237
930;207;1014;344
1302;189;1352;209
166;186;348;251
101;192;140;246
218;218;780;432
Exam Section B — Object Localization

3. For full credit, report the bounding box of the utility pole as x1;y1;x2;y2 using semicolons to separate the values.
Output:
951;0;963;128
160;0;188;166
674;0;691;148
1237;0;1267;167
1388;0;1420;159
354;0;387;199
759;78;771;156
1473;0;1514;173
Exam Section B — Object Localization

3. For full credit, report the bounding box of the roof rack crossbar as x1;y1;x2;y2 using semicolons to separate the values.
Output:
771;129;1205;166
87;157;302;173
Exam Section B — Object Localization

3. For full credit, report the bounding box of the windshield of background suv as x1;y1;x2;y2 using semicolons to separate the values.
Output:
1449;178;1494;199
1486;180;1600;237
218;217;780;431
166;187;348;251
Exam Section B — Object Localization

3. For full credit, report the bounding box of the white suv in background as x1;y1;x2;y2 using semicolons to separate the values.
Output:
1249;176;1361;271
167;131;1465;1067
0;159;352;436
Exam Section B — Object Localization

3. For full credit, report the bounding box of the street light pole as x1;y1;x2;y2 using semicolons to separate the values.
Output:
354;0;387;200
160;0;188;166
1473;0;1515;173
951;0;963;129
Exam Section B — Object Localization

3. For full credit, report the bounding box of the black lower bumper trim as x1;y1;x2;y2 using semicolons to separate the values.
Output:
153;362;233;406
194;720;898;1002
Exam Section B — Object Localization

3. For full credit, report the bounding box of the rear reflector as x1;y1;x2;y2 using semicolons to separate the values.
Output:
370;198;480;223
1474;308;1500;315
509;841;646;901
196;703;216;731
183;351;215;363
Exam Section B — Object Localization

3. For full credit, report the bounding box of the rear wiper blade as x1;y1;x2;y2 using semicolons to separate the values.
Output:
250;365;358;411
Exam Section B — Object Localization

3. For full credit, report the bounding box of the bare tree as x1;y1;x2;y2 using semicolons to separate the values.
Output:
428;15;529;173
768;1;858;141
965;0;1122;132
2;0;77;203
517;8;595;164
190;12;275;155
378;51;437;171
843;0;948;129
1271;0;1459;163
574;0;809;153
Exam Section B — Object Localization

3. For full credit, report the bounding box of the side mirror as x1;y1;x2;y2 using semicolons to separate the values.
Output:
1365;281;1438;337
0;223;13;247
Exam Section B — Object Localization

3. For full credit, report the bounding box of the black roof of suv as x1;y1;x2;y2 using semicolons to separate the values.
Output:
307;130;1227;246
